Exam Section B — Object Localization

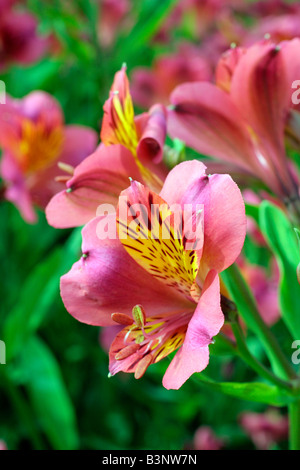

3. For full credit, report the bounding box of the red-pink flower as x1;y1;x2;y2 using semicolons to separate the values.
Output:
240;409;289;450
244;13;300;46
0;2;48;70
97;0;130;48
60;160;246;389
46;66;168;228
193;426;224;450
0;440;7;450
238;256;280;326
168;38;300;202
131;44;212;109
248;0;300;17
0;91;98;222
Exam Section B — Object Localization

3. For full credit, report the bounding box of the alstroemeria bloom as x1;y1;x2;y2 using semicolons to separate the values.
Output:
60;160;246;389
131;44;211;109
238;256;280;326
0;2;48;70
239;409;289;450
97;0;130;48
46;66;168;228
0;91;98;222
0;440;7;451
168;38;300;202
193;426;224;451
244;13;300;46
100;64;167;192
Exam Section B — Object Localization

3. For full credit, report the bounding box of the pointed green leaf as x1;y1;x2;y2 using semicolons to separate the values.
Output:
4;228;82;361
259;202;300;339
221;263;294;381
193;374;295;406
16;336;79;450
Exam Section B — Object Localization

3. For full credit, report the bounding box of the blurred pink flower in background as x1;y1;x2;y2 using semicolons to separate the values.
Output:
131;44;212;109
0;91;98;222
238;256;280;326
155;0;243;44
0;0;49;70
245;13;300;45
193;426;224;450
97;0;131;48
0;440;7;450
60;160;246;389
248;0;300;17
240;409;289;450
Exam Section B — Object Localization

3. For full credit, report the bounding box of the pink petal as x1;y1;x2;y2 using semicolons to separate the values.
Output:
136;104;167;164
163;270;224;390
160;160;246;273
46;144;142;228
159;159;207;206
215;46;246;93
181;171;246;273
18;90;64;127
117;179;203;301
168;82;260;174
0;152;36;223
230;40;298;196
30;125;98;209
60;214;190;326
280;38;300;112
60;125;98;167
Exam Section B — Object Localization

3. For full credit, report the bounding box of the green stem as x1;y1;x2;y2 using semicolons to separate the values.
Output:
284;194;300;229
221;264;297;381
289;400;300;450
230;322;293;393
1;370;45;450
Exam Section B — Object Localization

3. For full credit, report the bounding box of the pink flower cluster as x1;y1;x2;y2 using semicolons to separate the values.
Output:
1;2;299;393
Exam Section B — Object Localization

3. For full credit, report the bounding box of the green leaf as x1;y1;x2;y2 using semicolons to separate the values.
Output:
14;336;79;450
4;248;63;361
221;263;295;381
114;0;179;63
245;202;259;224
193;374;295;406
4;228;82;361
259;201;300;340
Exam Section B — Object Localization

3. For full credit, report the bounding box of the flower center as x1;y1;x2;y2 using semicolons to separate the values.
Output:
15;119;64;174
109;305;192;379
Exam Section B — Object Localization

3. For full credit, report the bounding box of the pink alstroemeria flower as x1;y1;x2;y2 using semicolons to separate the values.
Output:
168;38;300;203
0;440;7;450
131;44;212;109
0;91;98;223
97;0;130;48
60;160;246;389
193;426;224;450
238;256;280;326
0;2;48;70
244;13;300;46
46;65;168;228
240;409;289;450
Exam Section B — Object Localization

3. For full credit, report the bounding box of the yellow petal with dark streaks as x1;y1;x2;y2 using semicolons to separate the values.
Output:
117;181;201;302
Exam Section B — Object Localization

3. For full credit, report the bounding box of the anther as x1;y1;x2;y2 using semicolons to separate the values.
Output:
115;343;140;360
111;312;134;326
132;305;146;328
134;354;153;379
